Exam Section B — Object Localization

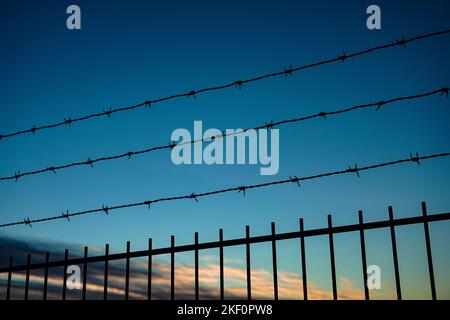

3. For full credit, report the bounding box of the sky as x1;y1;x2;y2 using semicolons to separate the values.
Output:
0;0;449;299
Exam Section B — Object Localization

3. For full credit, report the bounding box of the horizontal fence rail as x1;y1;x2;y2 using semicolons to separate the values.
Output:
1;202;448;300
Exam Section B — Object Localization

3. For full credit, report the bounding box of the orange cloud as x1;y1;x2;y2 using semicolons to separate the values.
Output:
2;255;396;300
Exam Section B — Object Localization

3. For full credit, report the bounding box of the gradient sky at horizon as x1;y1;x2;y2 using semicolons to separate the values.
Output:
0;0;449;299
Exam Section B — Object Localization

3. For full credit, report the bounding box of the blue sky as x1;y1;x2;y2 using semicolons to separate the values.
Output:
0;0;449;299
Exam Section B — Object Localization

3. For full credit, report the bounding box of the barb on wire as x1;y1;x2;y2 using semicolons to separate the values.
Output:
284;64;293;77
103;107;113;118
64;118;72;126
289;176;301;188
265;121;274;129
0;151;449;229
396;36;407;47
338;51;347;62
1;87;447;183
14;171;21;182
318;112;327;119
48;167;56;174
410;152;421;165
1;29;449;141
348;164;360;177
190;193;199;202
234;80;244;90
188;91;197;99
24;217;32;228
86;158;94;168
169;141;177;150
376;101;386;111
61;210;70;222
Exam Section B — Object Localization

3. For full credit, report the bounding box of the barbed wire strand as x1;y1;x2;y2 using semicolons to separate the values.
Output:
1;151;449;228
0;29;449;142
1;87;447;182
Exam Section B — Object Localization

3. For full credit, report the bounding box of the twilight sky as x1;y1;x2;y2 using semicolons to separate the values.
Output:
0;0;449;299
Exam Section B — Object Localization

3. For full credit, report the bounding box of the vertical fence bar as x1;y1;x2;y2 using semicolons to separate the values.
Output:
82;246;88;300
25;254;31;300
328;215;337;300
300;218;308;300
359;210;369;300
62;249;68;300
389;206;402;300
148;238;152;300
195;232;199;300
421;202;436;300
104;244;109;300
246;225;251;300
43;252;49;300
219;229;224;300
6;256;12;300
125;241;130;300
271;222;278;300
171;235;175;300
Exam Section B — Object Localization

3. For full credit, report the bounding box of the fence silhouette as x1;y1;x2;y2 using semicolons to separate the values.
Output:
1;201;448;300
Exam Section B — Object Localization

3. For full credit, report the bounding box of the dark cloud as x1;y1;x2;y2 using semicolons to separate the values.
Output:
1;235;367;300
0;235;221;300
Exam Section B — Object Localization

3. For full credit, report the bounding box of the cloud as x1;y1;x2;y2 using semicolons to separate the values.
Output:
0;235;390;300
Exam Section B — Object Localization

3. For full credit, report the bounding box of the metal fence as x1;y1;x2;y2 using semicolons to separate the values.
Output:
1;201;449;300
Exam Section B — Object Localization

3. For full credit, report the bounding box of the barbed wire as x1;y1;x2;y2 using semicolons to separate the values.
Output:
1;87;447;182
1;151;448;228
1;29;449;142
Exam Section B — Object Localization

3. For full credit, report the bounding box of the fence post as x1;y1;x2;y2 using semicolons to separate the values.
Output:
389;206;402;300
421;201;436;300
328;215;337;300
125;241;130;300
43;252;49;300
359;210;369;300
271;222;278;300
62;249;68;300
6;256;12;300
195;232;199;300
25;254;31;300
148;238;152;300
300;218;308;300
171;235;175;300
219;229;224;300
246;225;251;300
82;246;88;300
104;244;109;300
